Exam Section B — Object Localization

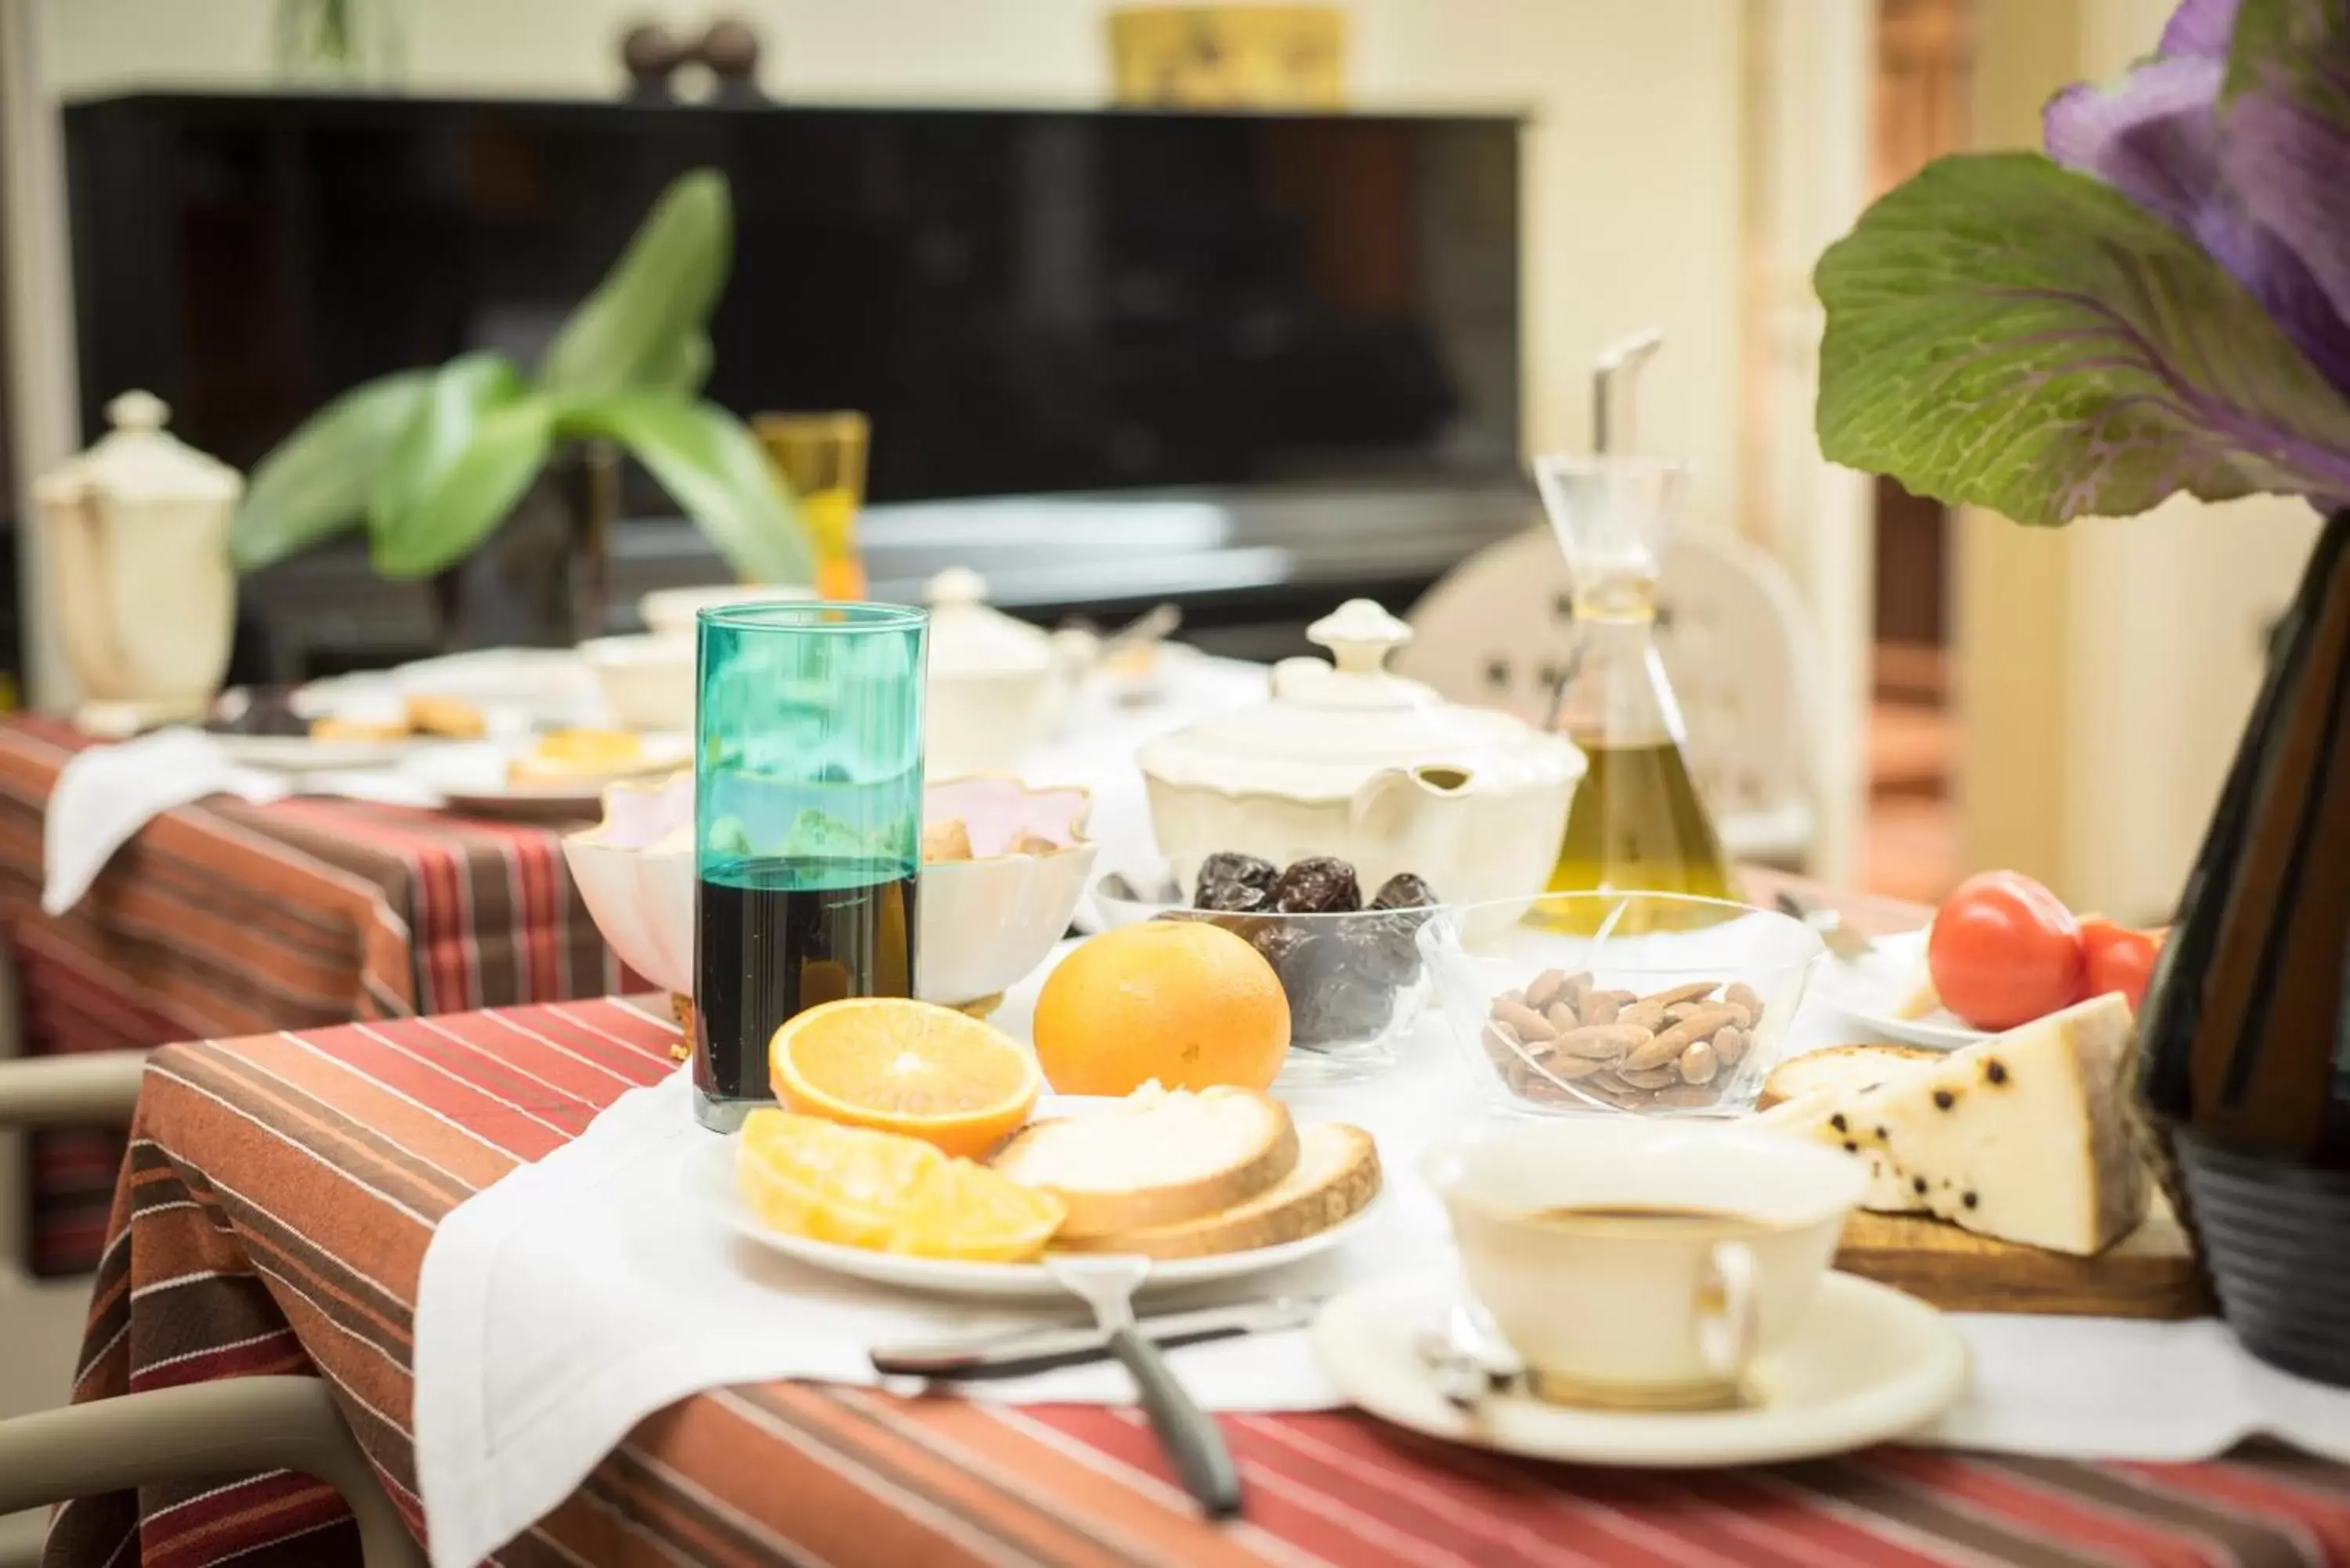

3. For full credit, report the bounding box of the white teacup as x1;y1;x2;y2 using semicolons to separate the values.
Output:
1426;1119;1866;1408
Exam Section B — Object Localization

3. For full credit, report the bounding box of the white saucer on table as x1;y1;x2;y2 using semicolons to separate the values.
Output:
1311;1271;1968;1468
1805;927;1987;1050
692;1128;1375;1303
401;735;690;817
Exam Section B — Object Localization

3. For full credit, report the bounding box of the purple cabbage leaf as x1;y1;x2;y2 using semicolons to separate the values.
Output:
1814;0;2350;523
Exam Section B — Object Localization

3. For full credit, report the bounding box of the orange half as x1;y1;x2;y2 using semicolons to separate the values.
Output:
770;998;1042;1158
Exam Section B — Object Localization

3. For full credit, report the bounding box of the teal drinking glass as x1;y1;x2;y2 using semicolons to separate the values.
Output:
692;602;928;1131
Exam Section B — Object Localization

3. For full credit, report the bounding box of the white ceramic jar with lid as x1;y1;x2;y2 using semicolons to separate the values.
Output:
923;567;1095;776
1137;598;1585;907
34;391;242;737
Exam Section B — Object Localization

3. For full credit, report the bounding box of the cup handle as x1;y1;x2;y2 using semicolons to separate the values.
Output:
1694;1240;1761;1381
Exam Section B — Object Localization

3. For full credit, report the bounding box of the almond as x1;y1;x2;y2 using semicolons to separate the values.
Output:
1712;1025;1748;1066
1556;1024;1647;1061
1678;1039;1719;1085
1617;1000;1669;1032
1639;981;1720;1010
1523;969;1567;1010
1579;991;1621;1027
1492;998;1557;1042
1724;982;1765;1024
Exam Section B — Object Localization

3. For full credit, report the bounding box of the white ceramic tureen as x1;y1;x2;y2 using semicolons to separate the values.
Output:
1137;598;1585;908
923;567;1096;776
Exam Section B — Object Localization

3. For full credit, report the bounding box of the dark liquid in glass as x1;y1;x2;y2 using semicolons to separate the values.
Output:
694;858;917;1103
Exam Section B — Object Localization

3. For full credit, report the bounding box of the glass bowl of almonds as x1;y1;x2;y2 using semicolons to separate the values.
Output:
1420;892;1825;1116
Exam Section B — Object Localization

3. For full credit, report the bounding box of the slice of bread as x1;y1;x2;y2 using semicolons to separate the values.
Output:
1758;1043;1941;1109
1054;1122;1381;1259
989;1085;1297;1238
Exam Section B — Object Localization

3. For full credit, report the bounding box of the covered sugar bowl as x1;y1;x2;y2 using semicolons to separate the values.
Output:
35;392;242;737
1136;598;1585;906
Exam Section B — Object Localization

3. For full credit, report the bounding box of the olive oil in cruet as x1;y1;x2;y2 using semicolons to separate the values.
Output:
1532;451;1733;930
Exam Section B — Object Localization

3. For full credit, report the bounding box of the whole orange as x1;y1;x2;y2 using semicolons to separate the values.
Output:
1032;920;1290;1095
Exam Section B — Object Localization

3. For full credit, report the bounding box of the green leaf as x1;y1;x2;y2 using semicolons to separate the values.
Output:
537;170;732;399
367;352;526;537
227;370;429;571
635;330;714;397
560;390;813;584
369;394;555;579
1813;151;2350;523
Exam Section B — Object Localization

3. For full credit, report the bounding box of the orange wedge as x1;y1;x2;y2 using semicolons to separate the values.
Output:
738;1111;938;1249
736;1110;1065;1261
769;998;1042;1158
892;1158;1067;1262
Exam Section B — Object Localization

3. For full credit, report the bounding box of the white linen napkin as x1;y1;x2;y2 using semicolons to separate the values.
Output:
410;979;2350;1568
42;727;445;915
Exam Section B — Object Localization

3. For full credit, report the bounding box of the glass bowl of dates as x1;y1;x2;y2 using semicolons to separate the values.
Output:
1091;852;1445;1083
1421;892;1824;1117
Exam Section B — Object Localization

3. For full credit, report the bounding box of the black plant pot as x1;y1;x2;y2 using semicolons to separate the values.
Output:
2136;506;2350;1386
429;446;619;652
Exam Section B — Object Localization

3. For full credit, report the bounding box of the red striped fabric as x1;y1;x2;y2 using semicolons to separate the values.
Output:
45;997;2350;1568
0;717;642;1276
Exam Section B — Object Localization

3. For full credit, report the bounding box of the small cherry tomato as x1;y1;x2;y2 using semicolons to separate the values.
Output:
1928;870;2084;1030
2080;917;2161;1015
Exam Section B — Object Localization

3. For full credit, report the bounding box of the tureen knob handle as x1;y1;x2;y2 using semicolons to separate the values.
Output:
926;566;989;607
107;390;169;433
1307;598;1413;675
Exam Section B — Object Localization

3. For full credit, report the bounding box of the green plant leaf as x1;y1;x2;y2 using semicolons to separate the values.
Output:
635;330;714;396
537;170;732;399
561;390;813;584
227;370;429;572
1814;151;2350;523
369;394;555;579
369;351;526;533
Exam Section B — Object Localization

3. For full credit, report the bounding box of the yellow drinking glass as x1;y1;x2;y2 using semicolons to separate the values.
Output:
754;410;871;601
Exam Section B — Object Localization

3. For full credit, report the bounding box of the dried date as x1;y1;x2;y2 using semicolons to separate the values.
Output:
1267;856;1363;914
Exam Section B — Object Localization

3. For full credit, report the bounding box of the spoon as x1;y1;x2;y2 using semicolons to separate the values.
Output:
1047;1255;1243;1519
1414;1299;1524;1410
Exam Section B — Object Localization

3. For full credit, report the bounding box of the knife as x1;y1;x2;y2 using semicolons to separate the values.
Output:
1777;887;1877;963
869;1295;1319;1381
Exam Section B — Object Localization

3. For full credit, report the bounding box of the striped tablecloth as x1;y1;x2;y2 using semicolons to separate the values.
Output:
49;994;2350;1567
0;717;634;1275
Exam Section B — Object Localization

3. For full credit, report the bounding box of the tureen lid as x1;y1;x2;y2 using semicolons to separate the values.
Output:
33;392;243;508
1137;598;1584;800
924;567;1053;675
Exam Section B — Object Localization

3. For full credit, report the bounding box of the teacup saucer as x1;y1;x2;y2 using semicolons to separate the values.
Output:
1311;1271;1968;1467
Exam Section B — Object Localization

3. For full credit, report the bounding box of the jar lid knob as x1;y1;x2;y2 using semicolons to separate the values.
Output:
926;566;988;607
107;390;168;433
1306;598;1412;675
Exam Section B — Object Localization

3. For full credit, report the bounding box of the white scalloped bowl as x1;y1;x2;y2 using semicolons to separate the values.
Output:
562;771;1096;1008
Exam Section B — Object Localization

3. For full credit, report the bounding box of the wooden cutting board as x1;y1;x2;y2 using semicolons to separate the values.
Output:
1831;1197;2211;1318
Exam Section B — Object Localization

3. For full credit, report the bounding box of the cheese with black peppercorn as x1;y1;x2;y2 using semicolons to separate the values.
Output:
1757;993;2149;1255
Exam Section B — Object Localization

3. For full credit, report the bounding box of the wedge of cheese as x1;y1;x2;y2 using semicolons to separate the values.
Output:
1759;993;2149;1255
1759;1089;1921;1211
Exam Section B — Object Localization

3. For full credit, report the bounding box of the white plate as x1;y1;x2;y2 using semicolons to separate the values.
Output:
1806;927;1986;1050
403;735;691;815
212;732;422;771
1312;1271;1967;1467
304;648;606;731
696;1127;1377;1302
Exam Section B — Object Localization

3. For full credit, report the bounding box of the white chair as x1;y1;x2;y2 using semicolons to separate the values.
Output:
0;1048;422;1568
1398;526;1824;869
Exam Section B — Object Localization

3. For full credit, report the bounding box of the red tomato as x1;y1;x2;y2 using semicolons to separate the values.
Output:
1927;871;2084;1030
2080;917;2161;1014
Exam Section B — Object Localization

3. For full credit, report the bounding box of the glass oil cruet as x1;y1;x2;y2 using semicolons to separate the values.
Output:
1535;333;1734;925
